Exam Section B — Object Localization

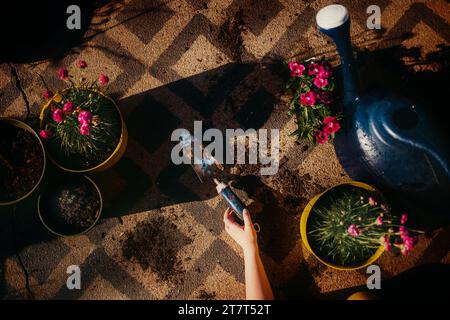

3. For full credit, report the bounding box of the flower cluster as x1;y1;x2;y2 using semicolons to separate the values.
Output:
39;60;118;162
40;60;108;140
344;197;419;256
286;59;341;144
40;103;96;139
310;188;422;265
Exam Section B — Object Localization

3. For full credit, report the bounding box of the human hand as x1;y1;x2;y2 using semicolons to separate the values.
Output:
223;208;258;255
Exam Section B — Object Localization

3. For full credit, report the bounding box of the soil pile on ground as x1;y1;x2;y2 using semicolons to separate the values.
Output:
122;216;192;284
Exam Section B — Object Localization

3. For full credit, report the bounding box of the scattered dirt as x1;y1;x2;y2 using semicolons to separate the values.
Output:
0;121;44;203
231;175;298;262
230;167;325;213
266;168;325;204
229;163;261;177
122;216;192;284
220;8;246;62
197;289;216;300
39;176;100;234
227;167;327;262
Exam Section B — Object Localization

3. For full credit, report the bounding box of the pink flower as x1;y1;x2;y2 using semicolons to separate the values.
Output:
52;109;64;123
42;90;54;100
399;226;415;251
308;63;321;76
347;224;361;237
318;91;333;104
78;111;92;124
57;68;68;80
401;213;407;225
403;236;416;251
77;60;87;68
99;74;109;86
63;101;75;113
368;196;377;206
376;216;384;225
313;76;328;88
317;66;332;79
323;116;340;135
400;235;417;255
289;61;298;71
314;130;328;144
380;235;391;252
300;91;316;106
399;226;407;237
289;61;305;77
39;129;53;139
79;123;91;136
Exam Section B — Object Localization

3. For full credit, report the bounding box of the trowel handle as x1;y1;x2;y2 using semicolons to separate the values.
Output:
219;187;245;222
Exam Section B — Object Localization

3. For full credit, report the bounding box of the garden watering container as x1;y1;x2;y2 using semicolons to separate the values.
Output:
316;5;449;216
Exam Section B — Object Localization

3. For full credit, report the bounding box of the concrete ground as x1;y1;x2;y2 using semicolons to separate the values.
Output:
0;0;449;300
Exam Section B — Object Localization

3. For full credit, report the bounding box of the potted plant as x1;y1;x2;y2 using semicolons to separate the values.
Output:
0;118;46;206
37;174;102;236
300;181;422;270
286;58;341;144
39;61;127;172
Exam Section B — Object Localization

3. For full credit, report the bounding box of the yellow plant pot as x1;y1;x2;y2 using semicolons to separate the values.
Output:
0;118;46;206
39;88;127;173
300;181;385;271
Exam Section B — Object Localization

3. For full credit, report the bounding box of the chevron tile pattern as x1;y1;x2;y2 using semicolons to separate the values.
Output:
0;0;449;299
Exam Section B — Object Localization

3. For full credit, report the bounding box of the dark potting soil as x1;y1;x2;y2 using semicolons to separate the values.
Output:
197;290;216;300
122;216;192;284
307;185;378;267
40;176;100;234
0;122;44;202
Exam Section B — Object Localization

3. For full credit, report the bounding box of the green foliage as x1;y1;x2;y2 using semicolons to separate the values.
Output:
308;188;388;265
41;83;120;165
308;185;424;266
286;58;341;144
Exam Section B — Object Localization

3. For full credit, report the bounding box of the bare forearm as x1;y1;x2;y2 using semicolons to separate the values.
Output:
243;249;274;300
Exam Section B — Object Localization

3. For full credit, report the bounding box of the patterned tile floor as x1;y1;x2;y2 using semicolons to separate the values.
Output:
0;0;449;299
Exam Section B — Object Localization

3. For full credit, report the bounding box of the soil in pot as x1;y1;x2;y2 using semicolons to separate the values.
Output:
39;175;101;235
0;121;44;203
307;184;381;267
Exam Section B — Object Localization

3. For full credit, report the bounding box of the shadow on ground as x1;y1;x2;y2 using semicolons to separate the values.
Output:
1;1;93;63
1;41;449;298
0;0;128;63
93;61;288;218
319;263;450;300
